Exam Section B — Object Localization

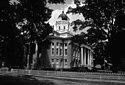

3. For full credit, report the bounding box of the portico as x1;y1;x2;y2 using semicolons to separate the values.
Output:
80;44;94;68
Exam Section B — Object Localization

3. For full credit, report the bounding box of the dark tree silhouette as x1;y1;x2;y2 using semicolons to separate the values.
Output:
68;0;125;72
0;0;65;68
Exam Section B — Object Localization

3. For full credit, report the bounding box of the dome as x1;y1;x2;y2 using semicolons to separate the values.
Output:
58;11;69;20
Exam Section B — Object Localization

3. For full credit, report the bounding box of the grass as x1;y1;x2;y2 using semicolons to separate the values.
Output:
39;76;125;85
0;74;125;85
0;75;56;85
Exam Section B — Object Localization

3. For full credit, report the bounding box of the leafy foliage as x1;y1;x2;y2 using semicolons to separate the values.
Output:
0;0;65;68
68;0;125;71
70;33;87;45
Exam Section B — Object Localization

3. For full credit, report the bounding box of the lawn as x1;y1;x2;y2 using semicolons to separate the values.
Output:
0;74;125;85
0;75;56;85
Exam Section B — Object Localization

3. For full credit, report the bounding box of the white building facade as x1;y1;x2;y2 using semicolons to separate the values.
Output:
48;11;94;70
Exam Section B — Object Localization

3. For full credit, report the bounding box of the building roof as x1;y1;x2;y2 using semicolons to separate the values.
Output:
59;31;73;36
47;35;71;40
58;11;69;20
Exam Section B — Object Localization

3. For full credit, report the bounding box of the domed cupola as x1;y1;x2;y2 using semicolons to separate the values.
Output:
55;11;70;33
58;11;69;20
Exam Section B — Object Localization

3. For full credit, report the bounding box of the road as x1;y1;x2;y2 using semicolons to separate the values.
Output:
1;70;125;85
35;76;123;85
0;73;124;85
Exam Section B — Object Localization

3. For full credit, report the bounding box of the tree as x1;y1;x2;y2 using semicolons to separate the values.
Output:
0;0;65;68
68;0;125;72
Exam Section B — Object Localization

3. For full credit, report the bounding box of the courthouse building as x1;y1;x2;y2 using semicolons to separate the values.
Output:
47;11;94;69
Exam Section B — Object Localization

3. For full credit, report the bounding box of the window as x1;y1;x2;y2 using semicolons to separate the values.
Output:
51;42;54;56
60;43;62;56
52;43;54;45
51;42;54;47
56;59;59;64
56;42;59;56
51;59;54;63
65;49;67;56
57;43;59;46
65;59;68;65
65;59;67;63
64;43;68;56
64;43;67;47
56;48;59;55
60;48;62;56
51;48;54;56
59;26;60;30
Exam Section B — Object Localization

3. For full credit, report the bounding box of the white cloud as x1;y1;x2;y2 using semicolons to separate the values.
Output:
9;0;20;5
63;1;76;12
48;1;84;26
48;10;62;26
48;0;86;34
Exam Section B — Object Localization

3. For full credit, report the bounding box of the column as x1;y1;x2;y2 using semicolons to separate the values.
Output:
89;50;92;65
87;50;89;65
86;49;88;65
87;49;89;66
81;47;83;65
91;51;94;66
90;51;92;66
84;48;86;65
89;50;91;65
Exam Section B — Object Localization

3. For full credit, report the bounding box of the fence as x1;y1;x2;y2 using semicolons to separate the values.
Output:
6;69;125;82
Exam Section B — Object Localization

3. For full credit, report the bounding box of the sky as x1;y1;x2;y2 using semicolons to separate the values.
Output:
10;0;88;34
47;0;85;25
47;0;88;34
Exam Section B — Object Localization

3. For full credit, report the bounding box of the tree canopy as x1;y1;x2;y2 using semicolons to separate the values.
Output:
68;0;125;71
0;0;65;68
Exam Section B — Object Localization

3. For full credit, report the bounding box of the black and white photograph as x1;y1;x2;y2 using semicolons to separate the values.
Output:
0;0;125;85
